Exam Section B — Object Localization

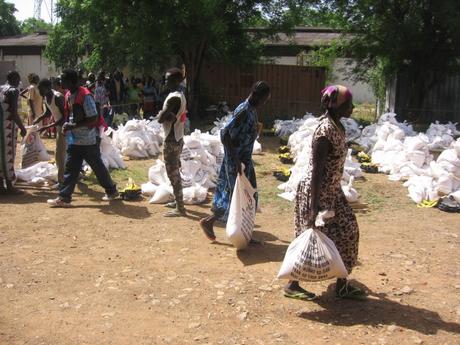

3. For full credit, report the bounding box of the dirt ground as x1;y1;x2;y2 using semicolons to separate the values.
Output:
0;136;459;345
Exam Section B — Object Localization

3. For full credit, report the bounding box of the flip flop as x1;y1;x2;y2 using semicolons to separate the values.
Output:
165;202;177;209
199;219;216;241
283;290;317;301
163;209;186;218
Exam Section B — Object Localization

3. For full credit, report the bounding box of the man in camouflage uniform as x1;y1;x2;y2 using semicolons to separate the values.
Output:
157;68;187;217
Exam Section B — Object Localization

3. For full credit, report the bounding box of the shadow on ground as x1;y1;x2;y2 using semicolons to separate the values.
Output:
298;282;460;336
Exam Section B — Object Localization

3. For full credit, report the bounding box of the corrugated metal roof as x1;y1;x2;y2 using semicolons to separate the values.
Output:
249;27;343;47
0;33;49;47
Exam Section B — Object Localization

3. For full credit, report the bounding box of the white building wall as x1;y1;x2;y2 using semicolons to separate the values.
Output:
331;58;376;104
2;54;57;86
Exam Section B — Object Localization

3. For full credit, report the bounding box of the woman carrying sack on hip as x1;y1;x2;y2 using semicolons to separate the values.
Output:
284;85;366;301
199;81;270;242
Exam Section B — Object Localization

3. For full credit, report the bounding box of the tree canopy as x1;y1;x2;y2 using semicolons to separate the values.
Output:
309;0;460;106
0;0;20;37
20;18;54;34
46;0;305;114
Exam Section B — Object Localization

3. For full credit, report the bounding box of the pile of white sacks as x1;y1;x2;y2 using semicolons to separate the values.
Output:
275;112;460;204
143;112;266;205
16;161;57;185
273;114;313;138
112;119;164;158
99;129;126;169
277;115;363;203
362;114;460;203
142;130;224;205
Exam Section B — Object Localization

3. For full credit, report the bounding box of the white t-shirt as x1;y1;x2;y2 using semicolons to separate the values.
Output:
44;90;64;122
162;91;187;142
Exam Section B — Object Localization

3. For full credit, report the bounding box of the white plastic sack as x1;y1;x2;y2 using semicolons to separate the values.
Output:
252;140;262;155
148;184;174;204
148;160;170;186
450;190;460;203
141;182;157;196
226;168;257;250
21;126;50;168
277;211;348;282
16;161;57;183
183;184;208;205
99;129;126;169
342;177;359;203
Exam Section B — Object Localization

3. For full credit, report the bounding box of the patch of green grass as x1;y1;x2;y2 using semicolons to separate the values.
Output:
83;159;151;190
352;103;377;127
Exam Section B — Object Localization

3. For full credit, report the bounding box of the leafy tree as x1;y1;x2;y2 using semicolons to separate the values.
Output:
46;0;304;115
20;18;53;34
0;0;20;37
310;0;460;113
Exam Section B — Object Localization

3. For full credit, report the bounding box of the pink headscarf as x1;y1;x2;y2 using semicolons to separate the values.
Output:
321;85;353;110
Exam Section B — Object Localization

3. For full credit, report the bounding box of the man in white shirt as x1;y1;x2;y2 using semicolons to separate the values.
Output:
157;68;187;217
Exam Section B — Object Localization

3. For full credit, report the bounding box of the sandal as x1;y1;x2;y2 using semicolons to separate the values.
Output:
163;208;187;217
336;282;367;300
284;290;317;301
165;201;177;209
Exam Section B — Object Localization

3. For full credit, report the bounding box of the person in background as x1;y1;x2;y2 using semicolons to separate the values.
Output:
26;73;43;126
108;70;125;115
157;68;187;217
52;76;66;95
284;85;365;301
94;71;111;125
34;78;66;188
86;72;96;93
142;76;158;119
127;78;141;119
77;69;86;87
0;71;27;194
199;81;271;241
47;69;118;207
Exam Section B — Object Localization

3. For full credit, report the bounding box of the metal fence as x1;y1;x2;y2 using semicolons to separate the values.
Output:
199;63;326;125
393;73;460;124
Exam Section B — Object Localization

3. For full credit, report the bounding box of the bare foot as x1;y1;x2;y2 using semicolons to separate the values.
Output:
199;218;216;241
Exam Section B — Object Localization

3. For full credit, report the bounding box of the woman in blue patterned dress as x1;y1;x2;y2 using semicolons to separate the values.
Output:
200;81;270;241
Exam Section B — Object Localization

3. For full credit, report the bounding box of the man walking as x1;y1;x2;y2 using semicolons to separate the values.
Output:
47;69;118;207
157;68;187;217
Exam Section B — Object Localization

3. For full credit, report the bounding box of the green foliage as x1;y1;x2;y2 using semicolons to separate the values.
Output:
46;0;301;114
300;41;342;83
0;0;20;37
318;0;460;106
20;18;53;34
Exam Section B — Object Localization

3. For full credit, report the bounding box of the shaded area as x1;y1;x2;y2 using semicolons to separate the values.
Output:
298;282;460;336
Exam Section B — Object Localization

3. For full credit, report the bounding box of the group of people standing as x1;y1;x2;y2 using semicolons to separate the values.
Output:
85;71;162;123
0;64;364;300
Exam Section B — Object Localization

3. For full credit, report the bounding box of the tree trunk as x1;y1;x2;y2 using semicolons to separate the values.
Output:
181;39;208;119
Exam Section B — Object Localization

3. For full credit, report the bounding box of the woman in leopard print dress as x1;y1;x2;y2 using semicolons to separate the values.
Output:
284;85;365;301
